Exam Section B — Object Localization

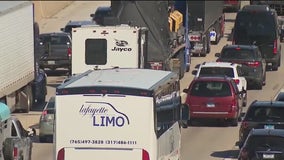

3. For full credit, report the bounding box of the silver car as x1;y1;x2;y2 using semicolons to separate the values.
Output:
39;96;55;143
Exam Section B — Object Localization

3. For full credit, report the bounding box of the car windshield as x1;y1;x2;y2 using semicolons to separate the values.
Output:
221;49;255;59
275;93;284;101
246;135;284;149
245;107;284;122
199;67;234;77
234;12;276;44
190;81;232;97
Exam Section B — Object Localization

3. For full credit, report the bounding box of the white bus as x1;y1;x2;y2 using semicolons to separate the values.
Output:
55;68;189;160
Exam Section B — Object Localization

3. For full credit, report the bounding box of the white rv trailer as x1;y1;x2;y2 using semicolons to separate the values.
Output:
55;68;188;160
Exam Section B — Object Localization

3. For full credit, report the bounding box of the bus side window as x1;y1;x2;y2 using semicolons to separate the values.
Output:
156;107;177;137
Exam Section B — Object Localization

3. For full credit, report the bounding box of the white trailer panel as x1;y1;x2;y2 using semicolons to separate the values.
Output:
0;1;35;98
71;25;141;75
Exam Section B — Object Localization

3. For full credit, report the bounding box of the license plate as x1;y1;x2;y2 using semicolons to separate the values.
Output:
264;124;274;129
206;103;215;107
48;61;55;65
263;154;274;159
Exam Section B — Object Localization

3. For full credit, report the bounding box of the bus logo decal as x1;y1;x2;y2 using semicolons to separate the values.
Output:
79;102;130;127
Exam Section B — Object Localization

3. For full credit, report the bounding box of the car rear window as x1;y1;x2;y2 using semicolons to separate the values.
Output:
190;81;232;97
246;135;284;148
199;67;234;77
221;48;255;59
245;107;284;122
40;35;70;45
234;12;276;43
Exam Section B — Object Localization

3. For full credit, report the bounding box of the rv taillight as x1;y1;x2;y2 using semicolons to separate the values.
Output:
142;149;150;160
149;62;163;70
67;47;72;57
57;148;65;160
273;39;277;54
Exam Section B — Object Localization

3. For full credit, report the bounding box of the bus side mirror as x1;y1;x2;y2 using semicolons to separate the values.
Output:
180;103;189;128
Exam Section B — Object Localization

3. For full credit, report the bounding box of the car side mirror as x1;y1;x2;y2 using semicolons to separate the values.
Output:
27;128;36;137
192;70;197;75
180;103;190;128
90;13;95;17
215;53;221;57
183;88;189;93
60;28;65;32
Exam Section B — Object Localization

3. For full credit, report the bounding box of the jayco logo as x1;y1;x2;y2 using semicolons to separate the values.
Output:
79;102;130;127
111;39;132;52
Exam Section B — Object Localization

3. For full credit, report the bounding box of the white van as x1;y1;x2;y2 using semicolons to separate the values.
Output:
55;68;189;160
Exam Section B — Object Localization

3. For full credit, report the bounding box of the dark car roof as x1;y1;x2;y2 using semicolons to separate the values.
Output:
250;100;284;108
242;5;274;13
96;6;111;12
249;129;284;137
65;20;94;26
40;32;70;36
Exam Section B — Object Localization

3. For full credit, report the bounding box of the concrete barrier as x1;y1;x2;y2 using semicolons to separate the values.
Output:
33;1;73;23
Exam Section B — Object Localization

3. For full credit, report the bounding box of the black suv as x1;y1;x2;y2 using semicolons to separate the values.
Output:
233;5;281;71
238;100;284;148
238;129;284;160
60;20;95;36
38;32;72;74
90;6;112;25
215;45;266;90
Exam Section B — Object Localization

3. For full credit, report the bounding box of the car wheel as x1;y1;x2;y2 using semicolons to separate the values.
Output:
242;93;247;107
255;80;263;90
272;62;278;71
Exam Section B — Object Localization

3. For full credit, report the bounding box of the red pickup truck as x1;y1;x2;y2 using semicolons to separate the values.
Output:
223;0;241;12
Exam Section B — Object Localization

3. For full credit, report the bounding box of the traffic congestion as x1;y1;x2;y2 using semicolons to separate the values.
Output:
1;0;284;160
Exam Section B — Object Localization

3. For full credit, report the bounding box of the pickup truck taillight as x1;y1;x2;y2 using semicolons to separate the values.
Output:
67;47;72;57
234;79;240;85
13;145;19;160
245;61;260;67
273;39;277;54
149;62;163;70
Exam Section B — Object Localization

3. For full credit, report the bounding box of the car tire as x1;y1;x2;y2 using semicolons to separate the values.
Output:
272;62;278;71
231;118;238;126
3;138;16;160
242;93;247;107
255;80;263;90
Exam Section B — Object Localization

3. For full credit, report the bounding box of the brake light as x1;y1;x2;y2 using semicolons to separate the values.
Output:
273;39;277;54
240;121;248;129
234;79;240;85
57;148;65;160
189;35;201;41
149;62;163;70
229;98;238;112
246;61;260;67
41;110;48;122
142;149;150;160
67;47;72;57
240;148;249;160
13;146;18;159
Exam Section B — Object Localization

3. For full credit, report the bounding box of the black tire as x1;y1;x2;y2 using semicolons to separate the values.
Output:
23;85;33;113
231;118;238;126
3;138;15;160
255;81;263;90
242;93;247;107
272;62;279;71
